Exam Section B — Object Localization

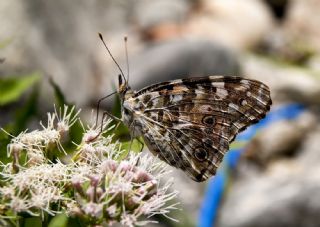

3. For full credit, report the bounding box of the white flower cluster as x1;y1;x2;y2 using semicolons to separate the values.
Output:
0;106;179;226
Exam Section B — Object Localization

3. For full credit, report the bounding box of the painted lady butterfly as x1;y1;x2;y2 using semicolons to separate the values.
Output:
98;34;272;182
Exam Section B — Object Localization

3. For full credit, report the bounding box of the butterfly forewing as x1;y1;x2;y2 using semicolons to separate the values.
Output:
122;76;271;182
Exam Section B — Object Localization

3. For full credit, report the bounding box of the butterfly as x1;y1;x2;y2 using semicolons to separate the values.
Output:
98;34;272;182
116;75;271;182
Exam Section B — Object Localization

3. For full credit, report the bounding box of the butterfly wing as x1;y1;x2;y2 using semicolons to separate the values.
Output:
126;76;271;182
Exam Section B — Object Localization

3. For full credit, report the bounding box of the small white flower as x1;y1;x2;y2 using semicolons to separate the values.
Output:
83;202;103;218
121;213;137;227
82;129;100;143
10;195;31;213
106;204;118;218
0;106;179;226
54;105;80;133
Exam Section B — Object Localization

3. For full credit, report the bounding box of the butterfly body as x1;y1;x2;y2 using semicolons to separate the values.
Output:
118;75;271;182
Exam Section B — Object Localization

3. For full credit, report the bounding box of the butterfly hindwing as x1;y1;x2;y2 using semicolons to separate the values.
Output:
123;76;271;181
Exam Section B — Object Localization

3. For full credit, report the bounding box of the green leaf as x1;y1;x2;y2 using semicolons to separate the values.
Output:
111;93;121;118
22;217;42;227
13;84;39;133
64;119;83;152
49;77;68;107
48;78;84;151
0;73;41;106
121;137;144;153
0;128;11;164
67;217;86;227
48;214;68;227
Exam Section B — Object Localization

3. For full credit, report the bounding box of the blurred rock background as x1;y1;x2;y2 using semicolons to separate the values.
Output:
1;0;320;226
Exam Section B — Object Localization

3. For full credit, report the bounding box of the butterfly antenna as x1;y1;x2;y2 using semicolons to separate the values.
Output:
124;36;130;83
98;33;127;84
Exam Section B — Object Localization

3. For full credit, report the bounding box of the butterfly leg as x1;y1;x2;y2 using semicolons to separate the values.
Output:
90;111;121;142
94;91;117;128
100;111;121;132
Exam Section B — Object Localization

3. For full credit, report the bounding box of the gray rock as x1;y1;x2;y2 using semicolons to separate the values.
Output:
243;111;317;167
284;0;320;52
186;0;275;51
0;0;134;107
242;55;320;105
216;111;320;227
128;38;240;91
133;0;191;30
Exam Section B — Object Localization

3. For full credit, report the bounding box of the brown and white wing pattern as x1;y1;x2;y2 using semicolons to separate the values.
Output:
125;76;272;182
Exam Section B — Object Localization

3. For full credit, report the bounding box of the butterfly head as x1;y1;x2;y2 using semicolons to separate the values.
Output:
118;74;133;99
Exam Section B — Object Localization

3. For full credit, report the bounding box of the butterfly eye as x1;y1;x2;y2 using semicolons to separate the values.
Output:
118;74;123;86
194;147;207;161
202;116;215;126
